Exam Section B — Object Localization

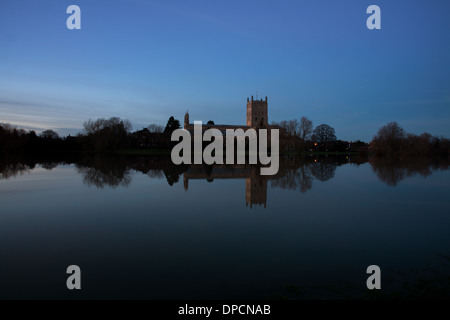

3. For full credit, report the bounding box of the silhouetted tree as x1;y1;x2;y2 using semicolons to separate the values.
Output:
312;124;336;143
370;122;405;156
83;117;132;152
163;116;181;134
207;120;215;125
278;119;299;137
40;130;59;140
147;123;164;133
299;116;313;142
83;117;132;135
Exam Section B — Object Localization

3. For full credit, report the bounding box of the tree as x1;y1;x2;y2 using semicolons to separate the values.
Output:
373;122;405;142
147;123;164;133
299;116;313;141
40;129;59;139
82;117;132;152
83;117;132;135
276;119;299;137
163;116;181;134
207;120;215;125
286;119;299;136
371;122;405;155
312;124;336;143
275;118;312;139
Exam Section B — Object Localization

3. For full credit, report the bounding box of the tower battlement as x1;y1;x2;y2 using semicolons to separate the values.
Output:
247;96;268;128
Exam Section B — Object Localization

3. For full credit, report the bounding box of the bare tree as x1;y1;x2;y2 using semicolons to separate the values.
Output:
147;123;164;133
371;122;405;155
299;116;313;142
287;119;299;137
374;122;405;142
275;119;299;137
83;117;132;135
82;117;132;152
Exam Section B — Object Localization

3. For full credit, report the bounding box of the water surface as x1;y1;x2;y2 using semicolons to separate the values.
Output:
0;155;449;299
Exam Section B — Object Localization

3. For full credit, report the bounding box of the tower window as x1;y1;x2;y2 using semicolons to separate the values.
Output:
255;117;257;122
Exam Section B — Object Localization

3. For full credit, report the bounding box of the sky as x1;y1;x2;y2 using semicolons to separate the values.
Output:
0;0;449;142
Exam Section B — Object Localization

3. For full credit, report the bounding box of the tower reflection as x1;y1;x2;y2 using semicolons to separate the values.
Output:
183;165;269;208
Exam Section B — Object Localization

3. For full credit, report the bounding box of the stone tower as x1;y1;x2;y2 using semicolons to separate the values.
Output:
246;96;268;128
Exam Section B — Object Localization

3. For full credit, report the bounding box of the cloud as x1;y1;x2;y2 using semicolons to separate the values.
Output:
0;98;86;131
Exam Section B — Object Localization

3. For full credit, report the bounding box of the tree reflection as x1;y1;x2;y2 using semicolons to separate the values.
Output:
310;161;337;182
2;154;448;198
77;166;132;188
370;156;449;186
163;167;181;186
0;154;75;180
270;164;313;193
41;162;58;170
0;162;33;180
75;155;188;188
146;169;164;179
270;157;346;193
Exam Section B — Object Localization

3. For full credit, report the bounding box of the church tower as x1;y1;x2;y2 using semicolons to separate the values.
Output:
246;96;268;128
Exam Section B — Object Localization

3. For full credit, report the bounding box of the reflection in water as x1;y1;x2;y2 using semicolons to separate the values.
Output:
1;153;450;299
370;157;450;186
0;162;33;180
271;164;313;193
74;156;188;188
183;165;268;208
41;162;58;171
310;161;336;181
182;157;356;208
76;166;132;188
1;155;449;205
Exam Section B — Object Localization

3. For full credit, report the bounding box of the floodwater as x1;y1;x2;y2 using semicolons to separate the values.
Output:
0;155;449;299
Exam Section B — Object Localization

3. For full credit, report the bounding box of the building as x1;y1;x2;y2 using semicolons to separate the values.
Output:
183;96;278;133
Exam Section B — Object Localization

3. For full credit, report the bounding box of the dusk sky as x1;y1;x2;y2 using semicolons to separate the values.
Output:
1;0;449;141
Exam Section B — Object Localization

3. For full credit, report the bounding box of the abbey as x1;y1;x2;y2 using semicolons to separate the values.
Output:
171;96;280;175
184;95;274;132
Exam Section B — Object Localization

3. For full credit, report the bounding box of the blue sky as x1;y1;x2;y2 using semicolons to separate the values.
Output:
0;0;449;141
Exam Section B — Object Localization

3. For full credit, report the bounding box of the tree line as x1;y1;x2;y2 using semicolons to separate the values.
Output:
272;117;367;153
1;115;449;156
273;117;449;156
370;122;450;157
0;116;181;154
